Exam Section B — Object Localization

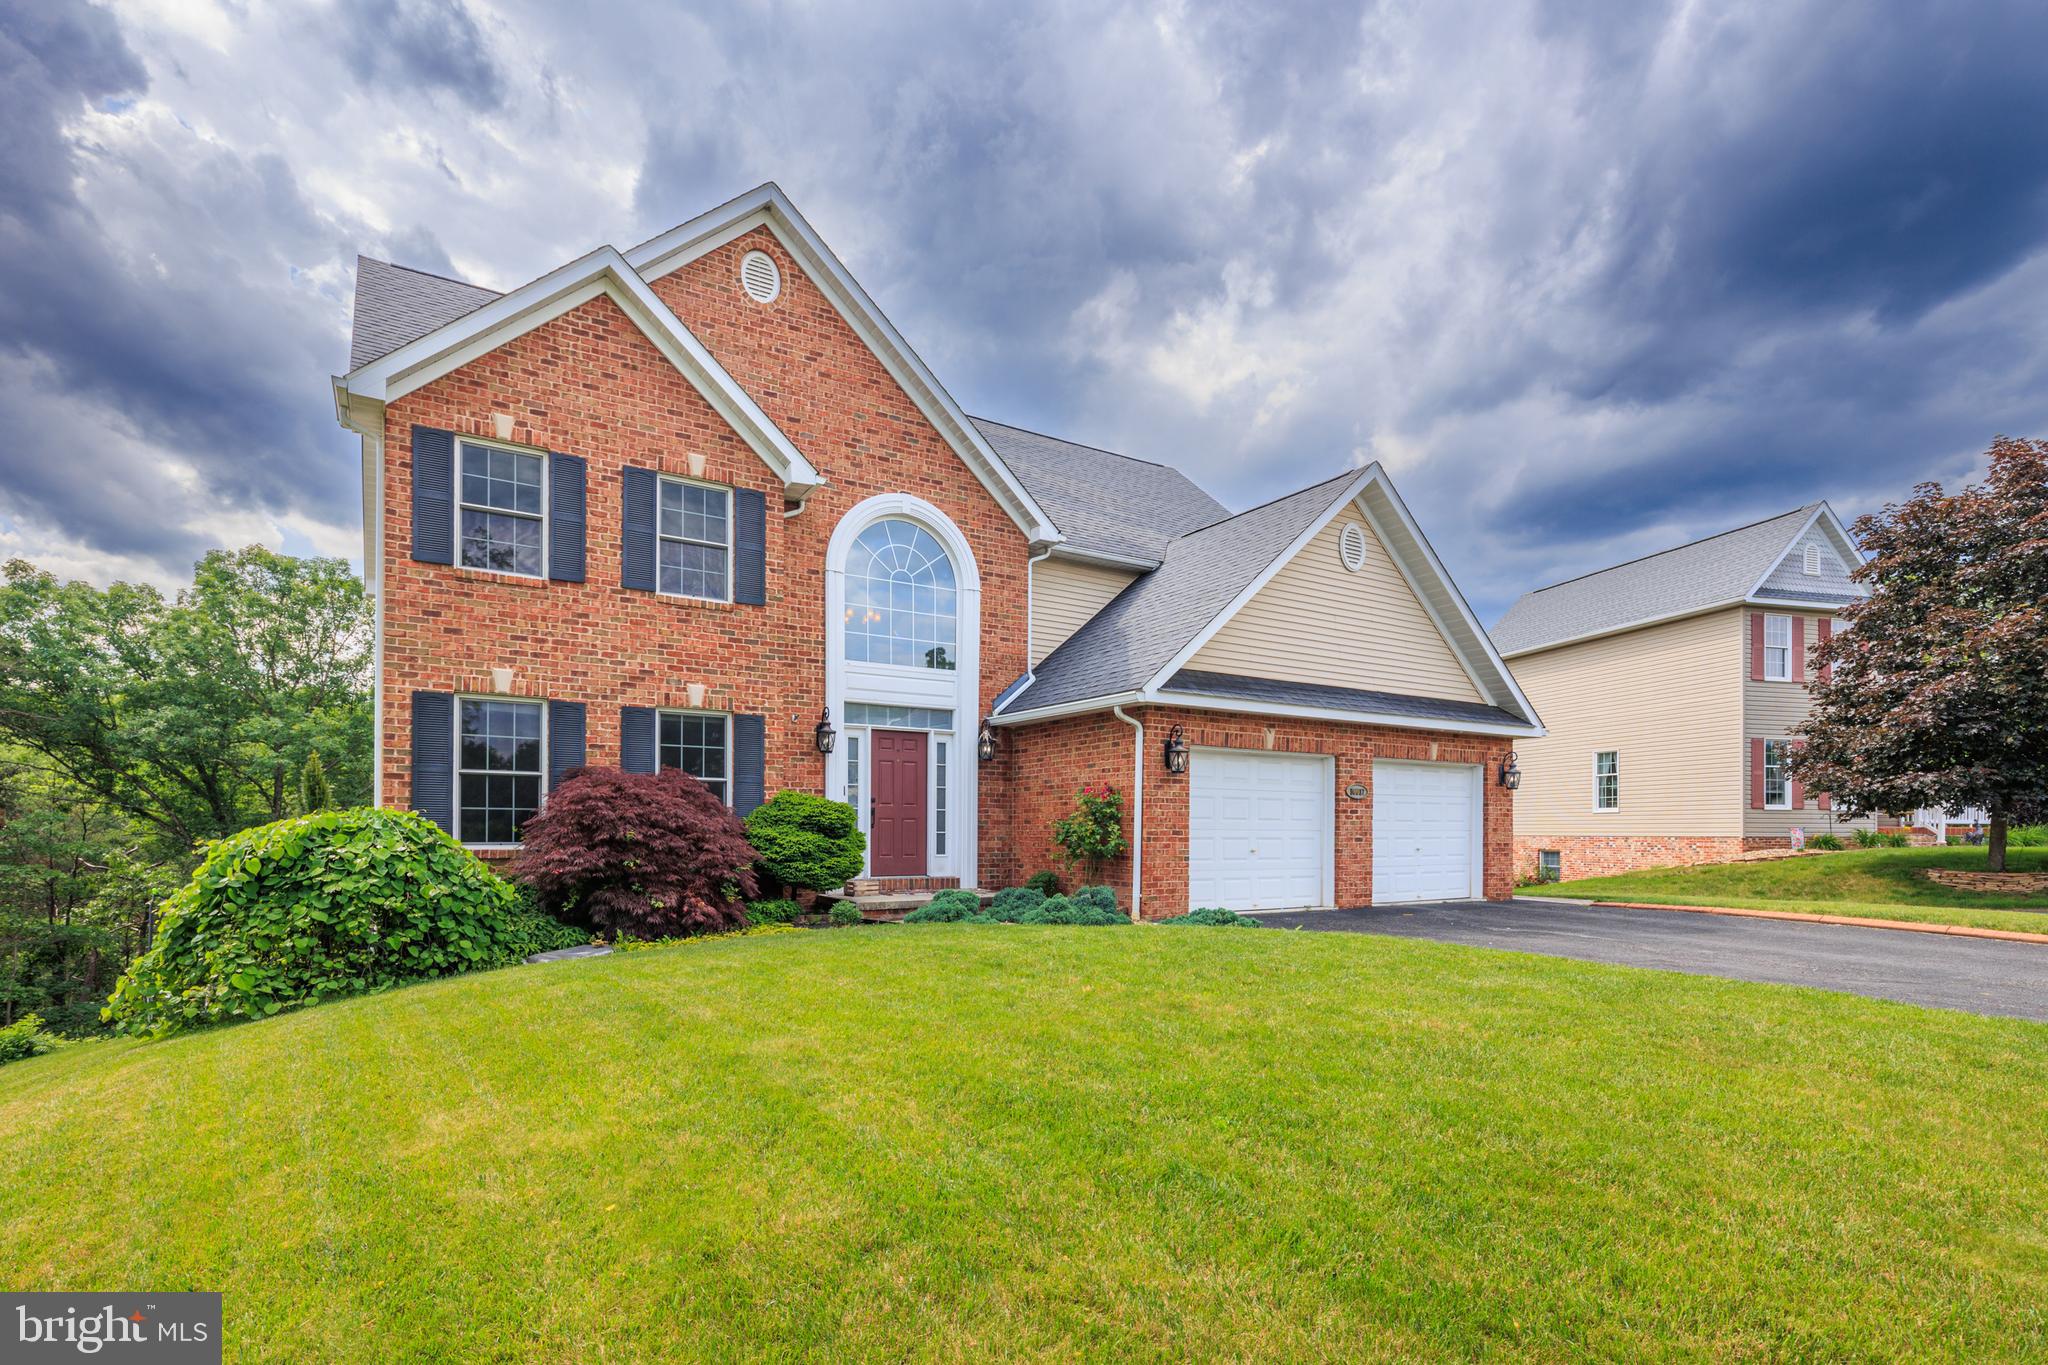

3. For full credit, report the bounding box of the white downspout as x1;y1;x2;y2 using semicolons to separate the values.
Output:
1024;546;1053;682
1112;705;1143;922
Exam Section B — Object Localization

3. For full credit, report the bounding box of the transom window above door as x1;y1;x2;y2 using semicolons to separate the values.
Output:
459;442;544;577
843;519;958;670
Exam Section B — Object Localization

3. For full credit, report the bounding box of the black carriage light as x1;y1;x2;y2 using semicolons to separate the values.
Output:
976;719;999;764
1162;723;1191;775
814;707;837;755
1499;751;1522;791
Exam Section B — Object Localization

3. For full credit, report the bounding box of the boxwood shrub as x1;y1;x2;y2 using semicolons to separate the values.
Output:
746;792;866;894
745;898;804;926
106;808;530;1036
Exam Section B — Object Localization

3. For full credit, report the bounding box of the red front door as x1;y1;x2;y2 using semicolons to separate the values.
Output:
870;729;928;876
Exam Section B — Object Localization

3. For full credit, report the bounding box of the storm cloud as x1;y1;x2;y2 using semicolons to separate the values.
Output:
2;0;2045;617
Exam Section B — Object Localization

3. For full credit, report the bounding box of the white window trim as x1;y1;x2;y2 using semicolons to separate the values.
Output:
455;437;549;581
655;473;735;604
930;732;953;861
1762;614;1793;682
655;707;733;806
1762;739;1792;810
454;693;547;850
1592;749;1620;812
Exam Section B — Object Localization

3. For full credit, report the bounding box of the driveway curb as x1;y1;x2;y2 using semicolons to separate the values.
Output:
1526;897;2048;945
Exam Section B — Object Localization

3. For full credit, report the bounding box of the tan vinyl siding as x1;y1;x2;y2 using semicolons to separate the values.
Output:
1508;607;1745;837
1187;510;1484;702
1743;609;1875;836
1032;558;1139;667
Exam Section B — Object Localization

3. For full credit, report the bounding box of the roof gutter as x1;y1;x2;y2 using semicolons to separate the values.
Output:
990;689;1540;738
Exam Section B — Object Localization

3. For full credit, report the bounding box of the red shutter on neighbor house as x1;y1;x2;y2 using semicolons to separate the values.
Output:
1817;617;1833;682
1790;745;1805;809
1750;738;1766;810
1791;616;1806;682
1750;613;1766;681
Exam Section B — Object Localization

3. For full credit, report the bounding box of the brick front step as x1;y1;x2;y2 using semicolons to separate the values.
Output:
847;888;990;918
846;876;961;896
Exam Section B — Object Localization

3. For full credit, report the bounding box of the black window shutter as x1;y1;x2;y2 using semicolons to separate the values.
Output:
547;700;586;789
620;705;658;774
733;487;767;605
548;454;586;582
733;714;765;814
411;427;455;565
621;466;657;591
411;690;455;833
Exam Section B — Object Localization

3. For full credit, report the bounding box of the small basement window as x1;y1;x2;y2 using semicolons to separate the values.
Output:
1538;850;1562;883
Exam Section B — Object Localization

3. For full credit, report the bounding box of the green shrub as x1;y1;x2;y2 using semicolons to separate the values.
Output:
2011;825;2048;848
106;808;527;1036
984;887;1046;921
1070;886;1119;915
0;1014;67;1065
500;907;592;958
745;898;804;926
827;901;865;927
1023;870;1062;896
746;793;866;894
1158;907;1263;928
1884;831;1911;847
1025;894;1126;926
616;924;805;952
1852;827;1884;848
903;889;981;923
1804;834;1845;851
1052;784;1129;883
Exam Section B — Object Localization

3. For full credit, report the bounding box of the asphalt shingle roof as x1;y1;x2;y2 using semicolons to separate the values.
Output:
1001;469;1364;713
1491;505;1829;656
969;418;1228;564
349;257;502;371
1161;670;1530;729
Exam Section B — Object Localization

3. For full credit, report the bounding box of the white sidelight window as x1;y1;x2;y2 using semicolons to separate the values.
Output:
1594;751;1619;810
934;738;949;856
845;732;862;830
459;442;545;577
1763;615;1793;681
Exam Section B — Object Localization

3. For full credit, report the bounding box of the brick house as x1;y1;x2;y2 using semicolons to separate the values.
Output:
333;184;1542;918
1492;504;1875;881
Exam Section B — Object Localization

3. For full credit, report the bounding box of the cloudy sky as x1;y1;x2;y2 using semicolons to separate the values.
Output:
5;0;2047;620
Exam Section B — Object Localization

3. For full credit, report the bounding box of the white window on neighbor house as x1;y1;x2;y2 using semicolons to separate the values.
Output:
1593;750;1619;810
658;710;730;804
1763;739;1792;809
1803;543;1822;576
457;697;544;845
458;441;545;577
657;477;731;602
1763;615;1793;681
1538;850;1562;882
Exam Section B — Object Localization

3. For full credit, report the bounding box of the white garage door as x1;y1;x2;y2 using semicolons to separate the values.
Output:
1372;761;1480;903
1189;750;1331;912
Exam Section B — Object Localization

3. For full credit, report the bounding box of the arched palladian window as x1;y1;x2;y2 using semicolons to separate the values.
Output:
844;519;958;670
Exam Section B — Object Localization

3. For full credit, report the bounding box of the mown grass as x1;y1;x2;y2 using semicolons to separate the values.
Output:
1544;845;2048;931
4;927;2046;1361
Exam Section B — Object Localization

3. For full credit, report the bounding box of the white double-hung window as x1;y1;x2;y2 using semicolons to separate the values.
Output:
1762;615;1793;681
459;442;545;577
1593;751;1619;811
658;478;731;601
1763;740;1792;809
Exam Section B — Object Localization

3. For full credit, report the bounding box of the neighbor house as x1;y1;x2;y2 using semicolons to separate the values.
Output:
331;183;1541;917
1492;505;1872;880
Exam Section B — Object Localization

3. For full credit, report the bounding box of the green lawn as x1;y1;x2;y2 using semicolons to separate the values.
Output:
1542;845;2048;932
5;929;2046;1361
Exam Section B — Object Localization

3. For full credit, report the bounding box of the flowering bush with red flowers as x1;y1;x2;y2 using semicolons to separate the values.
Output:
516;767;759;940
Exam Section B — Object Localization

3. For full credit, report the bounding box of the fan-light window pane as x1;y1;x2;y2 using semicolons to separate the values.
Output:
842;520;958;671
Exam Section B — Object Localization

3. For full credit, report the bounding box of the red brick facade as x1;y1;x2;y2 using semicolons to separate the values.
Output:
370;222;1521;908
1514;832;1814;881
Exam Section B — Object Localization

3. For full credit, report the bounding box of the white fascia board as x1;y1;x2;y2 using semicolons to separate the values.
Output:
1143;467;1380;690
338;246;821;494
991;687;1542;738
1357;469;1544;728
1045;543;1160;572
626;183;1063;546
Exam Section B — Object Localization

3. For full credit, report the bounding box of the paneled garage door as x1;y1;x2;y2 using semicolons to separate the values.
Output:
1372;760;1480;903
1188;750;1332;912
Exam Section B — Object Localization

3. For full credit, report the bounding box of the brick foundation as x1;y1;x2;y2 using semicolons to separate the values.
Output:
1514;833;1817;880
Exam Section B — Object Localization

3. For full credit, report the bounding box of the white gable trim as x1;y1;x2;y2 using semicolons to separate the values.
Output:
335;246;822;494
626;184;1062;546
1142;465;1539;726
1742;503;1863;600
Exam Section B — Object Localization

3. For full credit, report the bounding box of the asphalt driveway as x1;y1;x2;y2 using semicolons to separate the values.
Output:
1253;898;2048;1022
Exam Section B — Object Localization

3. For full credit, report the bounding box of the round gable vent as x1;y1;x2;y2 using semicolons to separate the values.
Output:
1339;522;1370;573
739;250;782;303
